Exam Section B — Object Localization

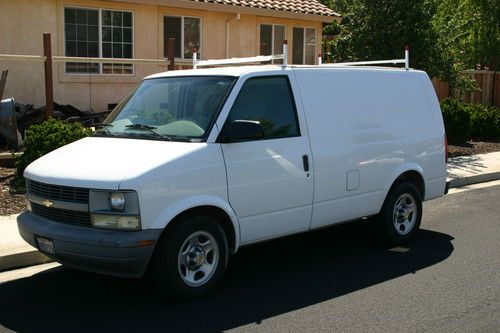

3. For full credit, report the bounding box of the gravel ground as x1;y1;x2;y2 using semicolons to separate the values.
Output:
0;168;25;216
0;140;499;216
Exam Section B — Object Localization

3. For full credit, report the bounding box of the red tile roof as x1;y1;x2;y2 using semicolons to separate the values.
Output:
190;0;340;17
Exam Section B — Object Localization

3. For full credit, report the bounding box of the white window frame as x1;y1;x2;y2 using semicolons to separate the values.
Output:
163;15;202;60
293;27;317;65
260;24;287;64
63;6;134;76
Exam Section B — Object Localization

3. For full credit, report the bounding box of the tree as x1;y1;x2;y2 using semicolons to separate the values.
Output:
433;0;499;71
319;0;499;93
321;0;440;76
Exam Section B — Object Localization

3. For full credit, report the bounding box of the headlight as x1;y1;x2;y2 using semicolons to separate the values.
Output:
110;192;125;211
89;190;141;230
91;214;140;230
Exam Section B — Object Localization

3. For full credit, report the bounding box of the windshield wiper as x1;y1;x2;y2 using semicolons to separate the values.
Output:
125;124;173;141
93;123;115;136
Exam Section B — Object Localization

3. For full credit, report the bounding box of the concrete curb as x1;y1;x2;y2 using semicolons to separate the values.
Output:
449;171;500;189
0;251;52;273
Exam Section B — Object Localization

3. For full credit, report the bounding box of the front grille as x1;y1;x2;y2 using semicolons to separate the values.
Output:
27;180;89;204
31;202;92;227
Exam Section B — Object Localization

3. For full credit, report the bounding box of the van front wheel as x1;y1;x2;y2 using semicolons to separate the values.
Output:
151;215;228;299
380;182;422;245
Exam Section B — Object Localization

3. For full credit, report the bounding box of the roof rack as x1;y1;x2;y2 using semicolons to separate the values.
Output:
193;54;285;69
319;46;410;70
193;41;289;69
191;42;410;70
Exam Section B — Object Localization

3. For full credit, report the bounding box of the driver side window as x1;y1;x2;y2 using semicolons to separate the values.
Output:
226;76;300;140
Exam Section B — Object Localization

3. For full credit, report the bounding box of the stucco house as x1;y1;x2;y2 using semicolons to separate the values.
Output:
0;0;340;112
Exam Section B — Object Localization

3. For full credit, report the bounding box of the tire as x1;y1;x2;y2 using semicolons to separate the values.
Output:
151;214;229;299
379;182;422;245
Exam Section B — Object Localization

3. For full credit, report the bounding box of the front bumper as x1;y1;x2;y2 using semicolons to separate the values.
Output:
17;211;162;278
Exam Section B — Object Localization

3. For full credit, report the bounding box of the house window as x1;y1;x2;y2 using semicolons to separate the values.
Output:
292;27;317;65
260;24;286;64
64;7;133;75
164;16;201;59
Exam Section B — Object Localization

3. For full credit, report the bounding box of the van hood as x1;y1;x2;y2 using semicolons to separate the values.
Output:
24;137;207;189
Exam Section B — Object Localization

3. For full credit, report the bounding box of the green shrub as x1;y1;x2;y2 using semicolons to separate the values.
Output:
466;104;500;141
440;99;472;144
16;118;92;181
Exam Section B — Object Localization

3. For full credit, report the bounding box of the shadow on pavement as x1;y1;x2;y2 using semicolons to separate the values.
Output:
447;154;487;177
0;221;454;333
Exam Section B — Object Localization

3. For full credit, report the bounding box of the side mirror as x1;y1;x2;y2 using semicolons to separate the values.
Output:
219;120;264;143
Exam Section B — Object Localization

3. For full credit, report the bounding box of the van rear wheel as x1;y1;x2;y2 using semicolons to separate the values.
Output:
380;182;422;245
151;215;228;299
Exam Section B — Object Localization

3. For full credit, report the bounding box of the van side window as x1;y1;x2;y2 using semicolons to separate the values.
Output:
226;76;300;140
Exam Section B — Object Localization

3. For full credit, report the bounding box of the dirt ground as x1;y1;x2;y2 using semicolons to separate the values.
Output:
0;140;499;216
0;167;25;215
448;140;500;158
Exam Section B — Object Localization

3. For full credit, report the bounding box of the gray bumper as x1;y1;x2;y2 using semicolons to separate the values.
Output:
17;211;162;278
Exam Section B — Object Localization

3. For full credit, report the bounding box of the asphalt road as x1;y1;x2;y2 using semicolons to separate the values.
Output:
0;184;499;333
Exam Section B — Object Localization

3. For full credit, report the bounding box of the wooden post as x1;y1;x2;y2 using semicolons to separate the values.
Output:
43;33;54;119
491;58;497;107
167;37;175;71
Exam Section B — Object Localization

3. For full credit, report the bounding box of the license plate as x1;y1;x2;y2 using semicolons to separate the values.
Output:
36;236;55;255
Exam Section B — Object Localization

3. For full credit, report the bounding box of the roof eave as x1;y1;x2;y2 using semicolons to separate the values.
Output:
109;0;341;23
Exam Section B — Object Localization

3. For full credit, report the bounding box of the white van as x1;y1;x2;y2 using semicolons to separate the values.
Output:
18;64;447;299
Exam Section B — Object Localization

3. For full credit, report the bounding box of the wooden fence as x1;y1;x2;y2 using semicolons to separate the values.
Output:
432;71;500;108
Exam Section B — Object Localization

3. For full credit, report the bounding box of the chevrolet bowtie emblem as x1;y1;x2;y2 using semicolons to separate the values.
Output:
42;200;54;208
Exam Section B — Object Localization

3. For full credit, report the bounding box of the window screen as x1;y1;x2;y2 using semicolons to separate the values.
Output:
260;24;285;64
184;17;200;59
305;28;317;65
164;16;182;58
260;25;272;56
64;7;133;74
293;27;304;65
164;16;201;59
226;77;299;140
102;10;133;74
65;8;99;73
292;27;316;65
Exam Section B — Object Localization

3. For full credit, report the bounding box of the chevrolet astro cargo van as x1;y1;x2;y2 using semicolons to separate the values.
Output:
18;65;447;298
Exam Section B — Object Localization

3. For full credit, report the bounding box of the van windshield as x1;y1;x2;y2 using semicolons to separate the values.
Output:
95;76;236;142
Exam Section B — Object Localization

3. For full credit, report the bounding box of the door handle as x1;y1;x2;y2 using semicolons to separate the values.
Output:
302;155;310;172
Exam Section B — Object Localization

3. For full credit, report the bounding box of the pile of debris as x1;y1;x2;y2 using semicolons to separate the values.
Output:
0;100;111;151
16;101;110;131
0;70;110;151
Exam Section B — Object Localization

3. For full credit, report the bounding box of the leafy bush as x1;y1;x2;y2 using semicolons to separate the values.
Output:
440;99;472;144
16;118;92;181
466;104;500;141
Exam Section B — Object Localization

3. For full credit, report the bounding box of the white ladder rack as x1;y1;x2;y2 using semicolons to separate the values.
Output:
191;42;410;70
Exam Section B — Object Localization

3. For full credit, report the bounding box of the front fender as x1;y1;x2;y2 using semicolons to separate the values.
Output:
149;195;241;251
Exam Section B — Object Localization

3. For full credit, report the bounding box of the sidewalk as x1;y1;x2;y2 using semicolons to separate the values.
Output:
1;151;500;273
0;215;51;272
447;151;500;188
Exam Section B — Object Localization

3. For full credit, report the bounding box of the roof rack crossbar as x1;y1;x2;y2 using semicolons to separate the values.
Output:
193;53;284;69
321;47;410;70
319;59;405;67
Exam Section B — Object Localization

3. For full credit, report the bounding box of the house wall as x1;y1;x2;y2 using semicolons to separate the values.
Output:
0;0;324;112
